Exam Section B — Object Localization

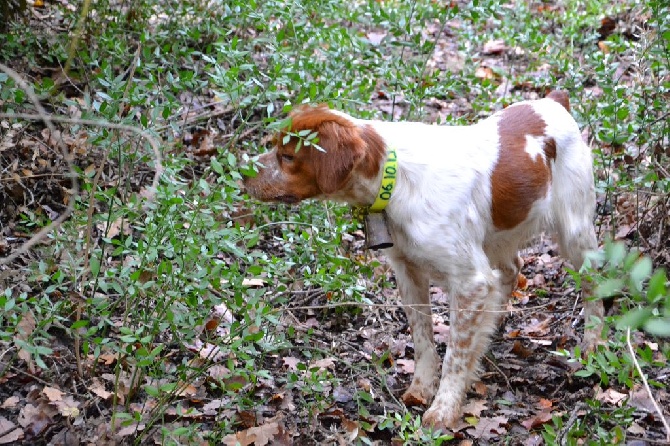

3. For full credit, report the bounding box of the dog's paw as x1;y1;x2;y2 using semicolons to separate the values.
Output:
402;374;438;407
422;403;460;431
402;383;433;407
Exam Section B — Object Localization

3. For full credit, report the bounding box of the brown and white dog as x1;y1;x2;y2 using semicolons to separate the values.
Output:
243;91;603;429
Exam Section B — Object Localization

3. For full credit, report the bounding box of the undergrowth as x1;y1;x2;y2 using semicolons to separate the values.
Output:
0;0;668;444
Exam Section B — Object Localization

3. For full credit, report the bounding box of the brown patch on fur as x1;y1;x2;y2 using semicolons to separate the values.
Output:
359;124;386;179
546;90;570;112
543;137;557;161
491;105;551;230
243;105;386;202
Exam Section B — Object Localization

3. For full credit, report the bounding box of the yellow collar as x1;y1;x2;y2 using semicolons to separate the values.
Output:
369;149;397;212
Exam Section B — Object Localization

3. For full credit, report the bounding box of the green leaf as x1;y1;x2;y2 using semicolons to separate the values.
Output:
596;278;624;298
575;369;594;378
90;256;100;276
211;157;224;175
606;242;626;268
615;307;652;331
643;317;670;337
144;385;160;397
71;320;89;329
629;257;652;292
646;269;667;303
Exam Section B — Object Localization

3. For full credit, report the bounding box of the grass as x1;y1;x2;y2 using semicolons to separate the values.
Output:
1;0;669;444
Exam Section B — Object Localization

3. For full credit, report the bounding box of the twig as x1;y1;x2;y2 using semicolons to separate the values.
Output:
627;327;670;442
555;402;584;445
483;354;511;390
0;112;164;266
0;64;78;266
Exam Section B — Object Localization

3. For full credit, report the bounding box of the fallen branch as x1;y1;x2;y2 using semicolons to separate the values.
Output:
627;327;670;443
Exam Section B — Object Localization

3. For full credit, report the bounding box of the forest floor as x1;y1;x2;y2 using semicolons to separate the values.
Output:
1;0;669;444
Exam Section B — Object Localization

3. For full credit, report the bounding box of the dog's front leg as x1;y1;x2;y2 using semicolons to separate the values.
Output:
423;269;503;430
389;255;440;407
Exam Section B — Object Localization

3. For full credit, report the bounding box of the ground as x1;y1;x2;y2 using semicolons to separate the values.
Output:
0;0;669;445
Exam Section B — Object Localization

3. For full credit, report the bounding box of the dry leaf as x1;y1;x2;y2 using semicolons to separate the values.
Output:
462;400;488;417
475;66;495;79
89;379;113;400
598;41;610;53
466;415;508;440
522;318;552;336
1;397;19;409
222;421;280;446
520;409;553;430
311;357;335;371
596;388;627;406
511;340;533;358
396;359;415;374
282;356;300;371
0;416;23;444
366;32;387;46
482;39;507;55
43;387;64;402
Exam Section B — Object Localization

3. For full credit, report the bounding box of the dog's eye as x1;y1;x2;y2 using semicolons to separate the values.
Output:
280;154;295;163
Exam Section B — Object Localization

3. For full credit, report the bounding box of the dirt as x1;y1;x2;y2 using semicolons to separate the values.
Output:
1;2;669;445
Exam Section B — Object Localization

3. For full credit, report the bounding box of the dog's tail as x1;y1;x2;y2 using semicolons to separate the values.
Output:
546;93;597;270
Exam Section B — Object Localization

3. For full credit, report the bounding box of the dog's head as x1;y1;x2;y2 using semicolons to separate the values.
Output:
243;105;385;204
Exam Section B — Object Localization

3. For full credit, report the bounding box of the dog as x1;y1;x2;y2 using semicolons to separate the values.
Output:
243;91;603;429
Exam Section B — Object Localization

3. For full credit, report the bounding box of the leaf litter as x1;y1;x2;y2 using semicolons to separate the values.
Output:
1;1;669;445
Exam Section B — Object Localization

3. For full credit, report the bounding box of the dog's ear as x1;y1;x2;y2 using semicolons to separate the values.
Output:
312;121;365;194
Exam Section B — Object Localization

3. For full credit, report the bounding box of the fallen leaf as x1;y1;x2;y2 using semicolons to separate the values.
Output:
482;39;507;55
462;400;487;417
516;273;528;290
627;422;646;435
242;278;266;287
333;386;353;403
53;395;80;418
396;359;415;374
366;32;387;46
615;224;633;240
311;357;335;371
520;409;553;430
598;41;610;53
511;340;533;358
475;66;494;79
466;415;508;440
0;416;24;444
522;317;552;336
17;404;51;436
1;397;19;409
357;378;371;392
89;379;113;400
596;388;627;406
43;387;64;402
342;417;360;442
222;421;280;446
472;381;488;396
627;385;657;412
208;365;231;380
15;311;36;372
117;423;145;437
282;356;300;371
